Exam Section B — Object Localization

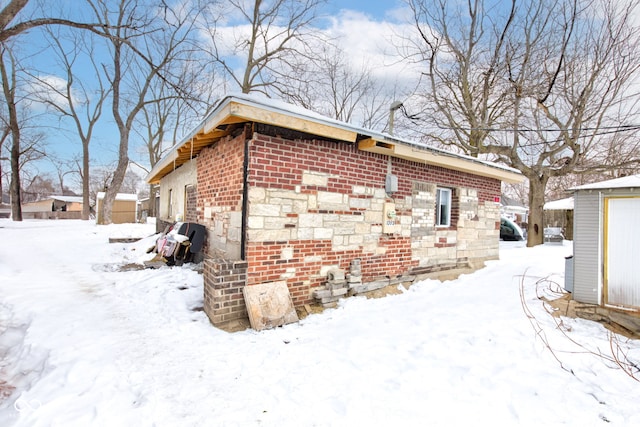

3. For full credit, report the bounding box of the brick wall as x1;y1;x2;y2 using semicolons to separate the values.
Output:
197;124;502;325
245;131;502;307
197;129;247;260
203;259;248;324
185;185;197;223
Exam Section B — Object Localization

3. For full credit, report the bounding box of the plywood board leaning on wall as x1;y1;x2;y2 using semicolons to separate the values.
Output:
243;281;299;331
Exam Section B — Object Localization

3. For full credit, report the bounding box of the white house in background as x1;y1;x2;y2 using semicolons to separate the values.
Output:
21;195;84;219
569;175;640;312
500;195;528;224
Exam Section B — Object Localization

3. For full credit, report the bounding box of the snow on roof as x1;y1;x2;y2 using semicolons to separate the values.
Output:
544;197;574;210
228;93;523;175
21;195;84;204
147;93;523;184
96;192;138;201
570;174;640;191
51;195;84;203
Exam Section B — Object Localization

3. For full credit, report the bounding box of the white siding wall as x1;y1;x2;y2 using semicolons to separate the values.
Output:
572;192;602;304
605;196;640;309
158;160;197;222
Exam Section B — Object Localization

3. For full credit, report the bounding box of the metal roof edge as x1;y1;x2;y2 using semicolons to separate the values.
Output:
569;174;640;191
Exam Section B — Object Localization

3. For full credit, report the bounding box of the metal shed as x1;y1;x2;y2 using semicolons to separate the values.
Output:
570;175;640;311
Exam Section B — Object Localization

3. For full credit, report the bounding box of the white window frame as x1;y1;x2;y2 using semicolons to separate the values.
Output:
436;188;452;227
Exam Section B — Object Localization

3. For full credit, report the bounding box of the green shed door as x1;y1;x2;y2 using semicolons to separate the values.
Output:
605;197;640;309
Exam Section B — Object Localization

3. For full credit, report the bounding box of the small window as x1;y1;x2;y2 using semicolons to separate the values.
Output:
436;188;451;227
168;189;173;218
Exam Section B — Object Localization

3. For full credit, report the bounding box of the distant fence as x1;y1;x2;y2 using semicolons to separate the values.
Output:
22;211;83;220
544;210;574;240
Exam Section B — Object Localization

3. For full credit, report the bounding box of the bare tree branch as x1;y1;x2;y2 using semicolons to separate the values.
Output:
201;0;327;95
402;0;640;246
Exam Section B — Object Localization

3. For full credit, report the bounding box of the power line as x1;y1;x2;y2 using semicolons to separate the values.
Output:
398;107;640;134
435;122;640;134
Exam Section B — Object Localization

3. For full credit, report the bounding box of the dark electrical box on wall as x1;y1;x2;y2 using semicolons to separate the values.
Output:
385;174;398;195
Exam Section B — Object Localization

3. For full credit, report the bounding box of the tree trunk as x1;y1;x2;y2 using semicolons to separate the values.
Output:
526;174;549;247
9;133;21;221
82;140;90;220
1;48;21;221
99;132;128;225
148;183;156;217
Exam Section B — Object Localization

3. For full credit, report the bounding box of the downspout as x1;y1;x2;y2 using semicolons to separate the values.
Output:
240;124;251;260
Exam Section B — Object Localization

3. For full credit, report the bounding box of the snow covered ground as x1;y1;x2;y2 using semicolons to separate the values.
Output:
0;219;638;426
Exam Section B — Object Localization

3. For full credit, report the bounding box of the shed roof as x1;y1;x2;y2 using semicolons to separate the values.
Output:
146;94;524;185
51;195;84;203
544;197;574;210
96;192;138;202
21;196;84;205
570;174;640;191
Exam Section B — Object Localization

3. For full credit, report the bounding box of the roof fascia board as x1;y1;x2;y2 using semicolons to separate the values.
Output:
359;138;524;184
203;102;233;134
146;97;233;184
224;100;358;142
147;95;360;183
148;94;524;185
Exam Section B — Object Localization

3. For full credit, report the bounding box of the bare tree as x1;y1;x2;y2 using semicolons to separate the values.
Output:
0;43;23;219
27;26;109;220
88;0;202;224
134;81;175;218
0;116;10;203
133;45;218;218
279;42;400;129
403;0;516;153
51;159;78;195
89;164;113;209
0;0;135;43
0;39;48;219
119;168;142;194
201;0;326;95
403;0;640;246
22;173;55;202
0;0;139;222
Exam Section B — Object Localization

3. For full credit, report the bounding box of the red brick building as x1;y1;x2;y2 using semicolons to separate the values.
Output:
146;94;523;328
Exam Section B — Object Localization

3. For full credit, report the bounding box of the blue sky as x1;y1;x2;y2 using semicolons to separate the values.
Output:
324;0;402;20
10;0;407;192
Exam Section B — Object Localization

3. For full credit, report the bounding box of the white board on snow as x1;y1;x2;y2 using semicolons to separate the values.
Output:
243;281;299;331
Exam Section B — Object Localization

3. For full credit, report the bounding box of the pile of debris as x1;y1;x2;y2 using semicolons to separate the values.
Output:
145;222;206;268
313;259;365;307
312;258;423;307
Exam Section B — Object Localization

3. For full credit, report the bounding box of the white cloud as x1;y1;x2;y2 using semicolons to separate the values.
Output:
322;9;420;82
25;74;84;111
197;5;422;85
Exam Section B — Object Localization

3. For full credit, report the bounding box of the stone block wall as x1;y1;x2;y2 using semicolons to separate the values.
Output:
196;125;502;324
244;131;502;306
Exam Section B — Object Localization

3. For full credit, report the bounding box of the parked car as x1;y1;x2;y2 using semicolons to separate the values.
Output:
500;217;525;241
